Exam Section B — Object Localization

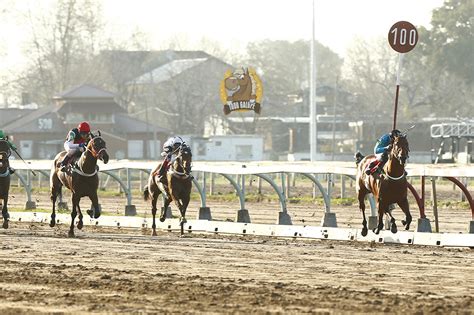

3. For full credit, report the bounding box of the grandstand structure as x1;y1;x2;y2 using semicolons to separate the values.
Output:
431;122;474;164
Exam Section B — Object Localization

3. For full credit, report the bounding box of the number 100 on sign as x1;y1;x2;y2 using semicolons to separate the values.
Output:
388;21;418;53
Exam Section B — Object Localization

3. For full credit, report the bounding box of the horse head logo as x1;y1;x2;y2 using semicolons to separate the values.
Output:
221;67;263;115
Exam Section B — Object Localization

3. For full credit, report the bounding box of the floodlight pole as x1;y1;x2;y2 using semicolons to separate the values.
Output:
310;0;318;161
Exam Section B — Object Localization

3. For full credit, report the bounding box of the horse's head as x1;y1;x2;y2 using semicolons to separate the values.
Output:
0;140;10;168
87;132;109;164
390;132;410;166
175;144;192;175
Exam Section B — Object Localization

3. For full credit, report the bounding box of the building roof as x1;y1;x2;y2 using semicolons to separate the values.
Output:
96;50;212;84
0;108;36;127
129;58;209;85
115;113;169;133
54;84;116;99
3;106;62;133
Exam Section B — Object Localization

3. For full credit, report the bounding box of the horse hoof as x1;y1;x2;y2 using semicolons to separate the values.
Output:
94;211;101;219
373;228;380;235
159;217;165;223
391;223;398;234
401;220;406;226
49;220;56;228
68;231;75;238
361;227;368;237
77;221;83;230
152;230;157;236
87;210;93;218
2;220;8;229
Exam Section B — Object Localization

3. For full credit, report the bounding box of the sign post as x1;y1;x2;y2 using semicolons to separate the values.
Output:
387;21;418;130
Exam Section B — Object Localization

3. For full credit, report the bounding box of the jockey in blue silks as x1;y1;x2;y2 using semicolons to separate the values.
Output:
365;130;401;175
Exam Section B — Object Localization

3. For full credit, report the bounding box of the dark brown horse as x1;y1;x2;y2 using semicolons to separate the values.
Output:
50;133;109;237
0;140;11;229
355;133;412;235
144;144;192;236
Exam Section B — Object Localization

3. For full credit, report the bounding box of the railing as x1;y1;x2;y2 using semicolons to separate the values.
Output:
7;160;474;234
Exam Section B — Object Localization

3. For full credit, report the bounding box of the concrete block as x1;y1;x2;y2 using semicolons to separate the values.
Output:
125;205;137;216
236;209;250;223
417;217;432;233
277;211;292;225
321;212;337;228
197;207;212;220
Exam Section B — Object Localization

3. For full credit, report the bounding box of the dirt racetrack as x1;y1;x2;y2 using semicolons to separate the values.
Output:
0;222;473;314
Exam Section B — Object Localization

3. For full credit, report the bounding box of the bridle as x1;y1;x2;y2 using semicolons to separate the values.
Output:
383;136;409;181
170;145;192;178
86;137;107;160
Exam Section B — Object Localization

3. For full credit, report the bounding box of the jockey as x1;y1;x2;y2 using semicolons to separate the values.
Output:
0;129;16;174
59;121;92;172
156;136;185;181
365;129;401;175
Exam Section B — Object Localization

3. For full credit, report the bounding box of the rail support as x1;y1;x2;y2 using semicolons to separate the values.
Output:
321;212;337;227
162;206;172;219
198;207;212;220
236;209;250;223
417;217;432;233
125;205;137;216
469;221;474;234
277;211;292;225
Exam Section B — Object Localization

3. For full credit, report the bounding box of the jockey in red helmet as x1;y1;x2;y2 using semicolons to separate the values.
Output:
59;122;92;172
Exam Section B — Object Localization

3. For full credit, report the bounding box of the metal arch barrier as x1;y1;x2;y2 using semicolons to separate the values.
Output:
445;177;474;219
300;173;330;213
255;173;287;212
219;173;245;210
101;170;132;206
11;171;35;209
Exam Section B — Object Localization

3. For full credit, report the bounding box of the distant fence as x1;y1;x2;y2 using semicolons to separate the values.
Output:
8;160;474;234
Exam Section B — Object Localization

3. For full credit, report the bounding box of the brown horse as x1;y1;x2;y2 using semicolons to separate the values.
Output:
144;144;192;236
0;140;11;229
355;133;412;236
50;133;109;237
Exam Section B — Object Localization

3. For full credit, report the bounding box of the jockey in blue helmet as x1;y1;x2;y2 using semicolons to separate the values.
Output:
365;130;401;175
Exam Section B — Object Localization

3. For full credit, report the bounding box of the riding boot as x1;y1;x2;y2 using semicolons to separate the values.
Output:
60;155;71;172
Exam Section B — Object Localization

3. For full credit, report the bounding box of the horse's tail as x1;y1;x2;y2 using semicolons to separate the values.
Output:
143;185;150;201
355;152;364;165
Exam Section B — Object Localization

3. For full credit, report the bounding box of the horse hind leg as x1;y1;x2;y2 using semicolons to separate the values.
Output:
358;193;368;237
151;192;159;236
2;197;9;229
160;198;171;223
385;211;397;234
50;172;61;227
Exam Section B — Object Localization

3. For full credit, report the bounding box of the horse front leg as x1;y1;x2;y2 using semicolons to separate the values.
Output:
160;198;171;223
373;201;386;235
87;193;101;219
398;198;412;230
175;195;190;236
2;197;9;229
69;195;78;238
75;196;83;230
385;210;397;234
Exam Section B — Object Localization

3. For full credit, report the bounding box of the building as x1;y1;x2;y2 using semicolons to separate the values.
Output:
2;84;169;159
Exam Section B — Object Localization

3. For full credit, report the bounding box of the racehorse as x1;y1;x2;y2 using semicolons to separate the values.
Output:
50;133;109;237
144;143;192;236
0;140;11;229
355;132;412;236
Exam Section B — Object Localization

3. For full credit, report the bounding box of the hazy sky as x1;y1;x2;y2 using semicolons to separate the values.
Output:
1;0;444;71
102;0;444;55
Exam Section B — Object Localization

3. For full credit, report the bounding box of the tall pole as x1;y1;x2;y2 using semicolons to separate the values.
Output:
331;76;338;161
393;53;403;130
310;0;317;161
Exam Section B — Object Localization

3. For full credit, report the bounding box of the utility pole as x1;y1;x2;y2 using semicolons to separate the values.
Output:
309;0;318;161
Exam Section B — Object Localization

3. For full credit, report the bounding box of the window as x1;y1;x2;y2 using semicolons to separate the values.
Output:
236;145;253;160
215;141;222;146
